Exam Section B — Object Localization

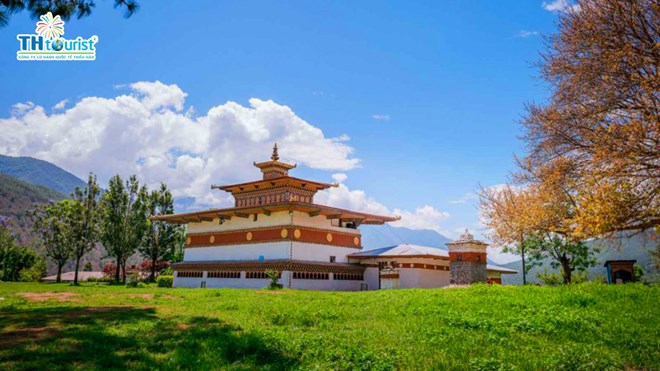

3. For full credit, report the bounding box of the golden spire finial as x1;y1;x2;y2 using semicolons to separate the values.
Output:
271;143;279;161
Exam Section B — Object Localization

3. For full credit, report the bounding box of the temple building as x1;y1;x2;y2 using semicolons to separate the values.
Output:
154;145;516;290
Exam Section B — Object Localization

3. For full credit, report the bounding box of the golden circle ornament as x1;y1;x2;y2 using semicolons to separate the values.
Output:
353;237;360;246
246;232;253;241
326;233;333;242
209;235;215;244
294;229;301;239
280;228;288;238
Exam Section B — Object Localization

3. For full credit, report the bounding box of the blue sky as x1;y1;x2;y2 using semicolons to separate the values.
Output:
0;1;569;258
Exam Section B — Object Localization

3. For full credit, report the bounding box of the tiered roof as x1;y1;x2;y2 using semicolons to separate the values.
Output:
154;144;398;225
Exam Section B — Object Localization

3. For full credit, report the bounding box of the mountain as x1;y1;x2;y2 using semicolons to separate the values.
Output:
360;224;452;250
501;232;658;285
0;173;65;244
0;154;86;196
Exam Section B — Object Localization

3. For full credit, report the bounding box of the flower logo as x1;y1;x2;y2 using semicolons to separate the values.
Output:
35;12;65;40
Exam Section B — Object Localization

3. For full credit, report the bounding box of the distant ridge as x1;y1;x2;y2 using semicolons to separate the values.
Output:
360;224;452;250
0;154;86;196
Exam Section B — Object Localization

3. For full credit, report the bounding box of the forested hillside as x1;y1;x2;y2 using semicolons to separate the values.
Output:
0;173;64;244
0;155;86;196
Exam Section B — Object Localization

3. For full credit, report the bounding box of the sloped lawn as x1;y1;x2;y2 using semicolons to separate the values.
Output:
0;282;658;370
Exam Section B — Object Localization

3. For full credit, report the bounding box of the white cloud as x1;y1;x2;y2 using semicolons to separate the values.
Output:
315;174;450;233
542;0;580;13
515;30;539;38
449;192;477;204
371;114;390;121
129;80;188;112
0;81;359;208
52;99;68;111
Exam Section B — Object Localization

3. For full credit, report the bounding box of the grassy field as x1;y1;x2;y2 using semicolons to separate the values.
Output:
0;283;658;370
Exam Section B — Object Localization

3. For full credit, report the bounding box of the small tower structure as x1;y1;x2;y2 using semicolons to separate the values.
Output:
446;229;488;285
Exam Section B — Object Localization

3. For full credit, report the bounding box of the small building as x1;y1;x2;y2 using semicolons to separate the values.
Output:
348;240;516;289
42;271;104;283
604;260;636;284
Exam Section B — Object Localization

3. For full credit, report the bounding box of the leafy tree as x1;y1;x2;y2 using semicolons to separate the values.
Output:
520;0;659;239
32;201;75;282
0;217;38;281
69;173;101;285
19;255;46;281
525;233;596;284
479;184;537;284
83;261;93;271
100;175;148;282
139;183;182;281
0;0;139;27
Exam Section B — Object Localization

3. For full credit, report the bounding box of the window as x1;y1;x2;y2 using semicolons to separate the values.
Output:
334;273;364;281
207;271;240;279
245;271;280;279
329;256;336;263
292;272;329;280
378;261;397;270
177;271;203;278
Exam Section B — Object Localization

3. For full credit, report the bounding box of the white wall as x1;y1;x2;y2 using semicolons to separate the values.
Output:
397;268;450;289
173;277;204;288
364;267;379;291
187;211;292;234
184;241;292;261
292;211;361;234
416;269;451;288
291;242;359;263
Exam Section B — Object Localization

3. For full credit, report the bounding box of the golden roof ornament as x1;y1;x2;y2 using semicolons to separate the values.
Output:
271;143;279;161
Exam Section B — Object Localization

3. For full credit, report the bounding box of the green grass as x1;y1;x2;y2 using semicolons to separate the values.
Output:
0;283;658;370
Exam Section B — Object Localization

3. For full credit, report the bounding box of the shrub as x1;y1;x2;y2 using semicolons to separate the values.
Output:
126;272;141;288
537;268;562;286
157;275;173;288
265;270;282;290
19;256;47;282
634;264;646;281
160;266;174;276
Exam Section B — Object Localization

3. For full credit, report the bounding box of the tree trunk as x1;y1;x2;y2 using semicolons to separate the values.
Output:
121;258;127;282
150;257;157;282
560;259;572;284
115;256;121;282
520;233;527;285
56;264;63;283
73;255;81;285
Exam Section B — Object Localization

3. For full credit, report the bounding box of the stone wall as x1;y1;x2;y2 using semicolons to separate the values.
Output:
450;260;487;285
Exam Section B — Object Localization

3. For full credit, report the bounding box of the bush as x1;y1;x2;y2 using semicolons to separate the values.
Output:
19;256;47;282
126;272;141;288
265;270;282;290
157;275;173;288
537;268;562;286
